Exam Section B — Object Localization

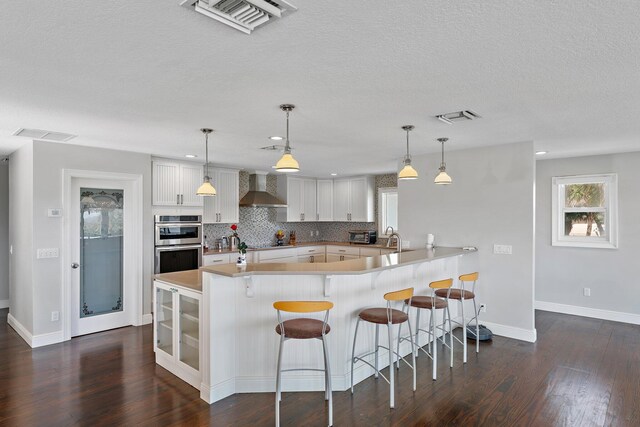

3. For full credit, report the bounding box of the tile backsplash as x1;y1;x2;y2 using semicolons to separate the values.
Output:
203;172;397;248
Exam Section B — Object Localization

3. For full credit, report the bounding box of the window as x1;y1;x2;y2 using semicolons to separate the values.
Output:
552;174;618;248
378;187;398;235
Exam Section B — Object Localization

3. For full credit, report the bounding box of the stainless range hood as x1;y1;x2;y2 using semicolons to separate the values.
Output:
239;172;287;208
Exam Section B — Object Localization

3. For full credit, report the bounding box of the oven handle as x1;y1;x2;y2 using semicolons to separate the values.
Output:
155;223;202;228
155;244;203;252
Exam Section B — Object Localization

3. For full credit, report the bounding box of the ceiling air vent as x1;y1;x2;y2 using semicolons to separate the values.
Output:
260;144;285;151
436;110;482;124
180;0;297;34
13;128;77;142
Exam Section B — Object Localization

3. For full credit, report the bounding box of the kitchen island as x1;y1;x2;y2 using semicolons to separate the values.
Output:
155;246;476;404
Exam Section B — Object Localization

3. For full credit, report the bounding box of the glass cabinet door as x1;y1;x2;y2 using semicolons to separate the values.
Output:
156;287;174;356
178;293;199;370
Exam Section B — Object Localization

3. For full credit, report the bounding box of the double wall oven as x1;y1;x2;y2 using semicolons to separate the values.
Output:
154;215;202;274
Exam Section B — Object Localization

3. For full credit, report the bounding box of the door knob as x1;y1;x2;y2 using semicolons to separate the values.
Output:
71;262;80;269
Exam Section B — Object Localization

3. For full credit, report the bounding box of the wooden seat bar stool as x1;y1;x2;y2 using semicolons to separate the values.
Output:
397;278;454;380
435;272;480;363
350;287;416;409
274;301;334;427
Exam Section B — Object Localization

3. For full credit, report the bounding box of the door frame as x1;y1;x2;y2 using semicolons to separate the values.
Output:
62;169;144;341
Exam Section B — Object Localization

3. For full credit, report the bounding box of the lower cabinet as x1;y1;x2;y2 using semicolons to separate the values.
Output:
297;254;326;263
326;253;359;262
154;280;201;389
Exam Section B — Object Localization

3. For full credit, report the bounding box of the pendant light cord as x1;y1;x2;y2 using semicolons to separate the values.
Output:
285;110;290;153
205;132;209;178
406;129;410;159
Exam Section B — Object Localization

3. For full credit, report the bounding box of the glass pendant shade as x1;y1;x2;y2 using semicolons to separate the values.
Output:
274;104;300;172
397;125;418;180
434;169;452;184
275;152;299;172
196;177;217;196
197;128;216;196
398;162;419;180
434;137;452;185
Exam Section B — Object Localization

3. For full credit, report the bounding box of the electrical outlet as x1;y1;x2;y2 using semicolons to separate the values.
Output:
583;287;591;297
37;248;59;259
51;311;59;322
493;244;512;255
480;304;487;313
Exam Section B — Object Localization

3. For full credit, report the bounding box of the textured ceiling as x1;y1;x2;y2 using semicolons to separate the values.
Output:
1;1;639;176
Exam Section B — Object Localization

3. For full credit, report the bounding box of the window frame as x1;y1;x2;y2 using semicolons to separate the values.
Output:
378;187;398;236
551;173;618;249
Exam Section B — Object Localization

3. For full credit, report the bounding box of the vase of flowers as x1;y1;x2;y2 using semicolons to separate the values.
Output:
237;242;248;265
230;224;239;251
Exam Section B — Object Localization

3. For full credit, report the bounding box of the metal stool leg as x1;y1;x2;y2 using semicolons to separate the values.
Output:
275;336;284;426
350;317;360;393
460;298;467;363
387;321;395;408
446;305;453;368
431;305;437;380
396;321;402;369
428;308;433;355
473;298;480;354
406;318;417;391
414;308;421;358
441;306;447;347
322;335;333;426
374;324;380;378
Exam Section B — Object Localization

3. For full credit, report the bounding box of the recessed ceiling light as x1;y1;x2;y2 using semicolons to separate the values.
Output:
330;173;337;176
269;136;283;141
185;154;197;158
535;151;548;155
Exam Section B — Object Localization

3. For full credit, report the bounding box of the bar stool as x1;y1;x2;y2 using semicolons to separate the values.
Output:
435;272;480;363
274;301;334;427
397;278;453;380
350;287;416;409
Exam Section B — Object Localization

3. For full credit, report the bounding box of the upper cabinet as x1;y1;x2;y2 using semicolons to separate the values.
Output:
316;180;334;221
276;176;317;222
333;176;374;222
153;160;203;207
203;168;239;224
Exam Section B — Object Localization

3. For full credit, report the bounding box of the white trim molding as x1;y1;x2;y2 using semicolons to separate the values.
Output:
141;313;153;325
536;300;640;325
7;313;64;348
480;321;537;343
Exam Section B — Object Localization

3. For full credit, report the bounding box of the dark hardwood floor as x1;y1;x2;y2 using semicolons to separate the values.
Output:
1;308;639;426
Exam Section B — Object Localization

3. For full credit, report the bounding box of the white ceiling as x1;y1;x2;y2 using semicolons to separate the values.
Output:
1;1;639;176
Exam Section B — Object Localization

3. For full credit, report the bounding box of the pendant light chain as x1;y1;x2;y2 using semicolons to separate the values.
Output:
285;109;291;153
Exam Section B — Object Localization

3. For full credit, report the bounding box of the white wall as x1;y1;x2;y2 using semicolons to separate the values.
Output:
536;152;640;320
0;163;10;308
30;141;153;336
399;141;536;340
8;143;34;331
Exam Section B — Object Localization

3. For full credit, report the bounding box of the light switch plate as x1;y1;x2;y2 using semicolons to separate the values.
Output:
37;248;59;259
493;244;513;255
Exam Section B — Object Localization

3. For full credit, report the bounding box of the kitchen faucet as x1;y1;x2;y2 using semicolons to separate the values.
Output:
385;226;402;253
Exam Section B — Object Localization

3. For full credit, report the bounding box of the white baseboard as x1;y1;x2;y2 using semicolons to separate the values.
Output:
7;313;65;348
536;300;640;325
141;313;153;325
8;313;33;347
0;299;9;309
481;321;537;343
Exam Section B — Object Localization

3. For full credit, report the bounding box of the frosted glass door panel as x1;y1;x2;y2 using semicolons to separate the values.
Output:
156;287;174;356
80;188;124;318
179;294;199;370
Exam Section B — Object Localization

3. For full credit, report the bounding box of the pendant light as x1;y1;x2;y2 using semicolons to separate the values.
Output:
434;137;452;185
274;104;300;173
196;128;217;196
398;125;418;180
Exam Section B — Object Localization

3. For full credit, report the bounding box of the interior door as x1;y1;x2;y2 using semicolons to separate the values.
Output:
70;178;135;337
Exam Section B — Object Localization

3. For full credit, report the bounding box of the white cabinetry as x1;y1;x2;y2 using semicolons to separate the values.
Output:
203;168;240;224
256;247;298;264
153;160;204;207
316;180;334;221
326;245;360;262
333;176;374;222
276;176;317;222
154;280;201;389
203;253;231;266
296;246;325;263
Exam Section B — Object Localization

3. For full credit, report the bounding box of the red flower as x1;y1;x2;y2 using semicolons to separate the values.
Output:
231;224;238;231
